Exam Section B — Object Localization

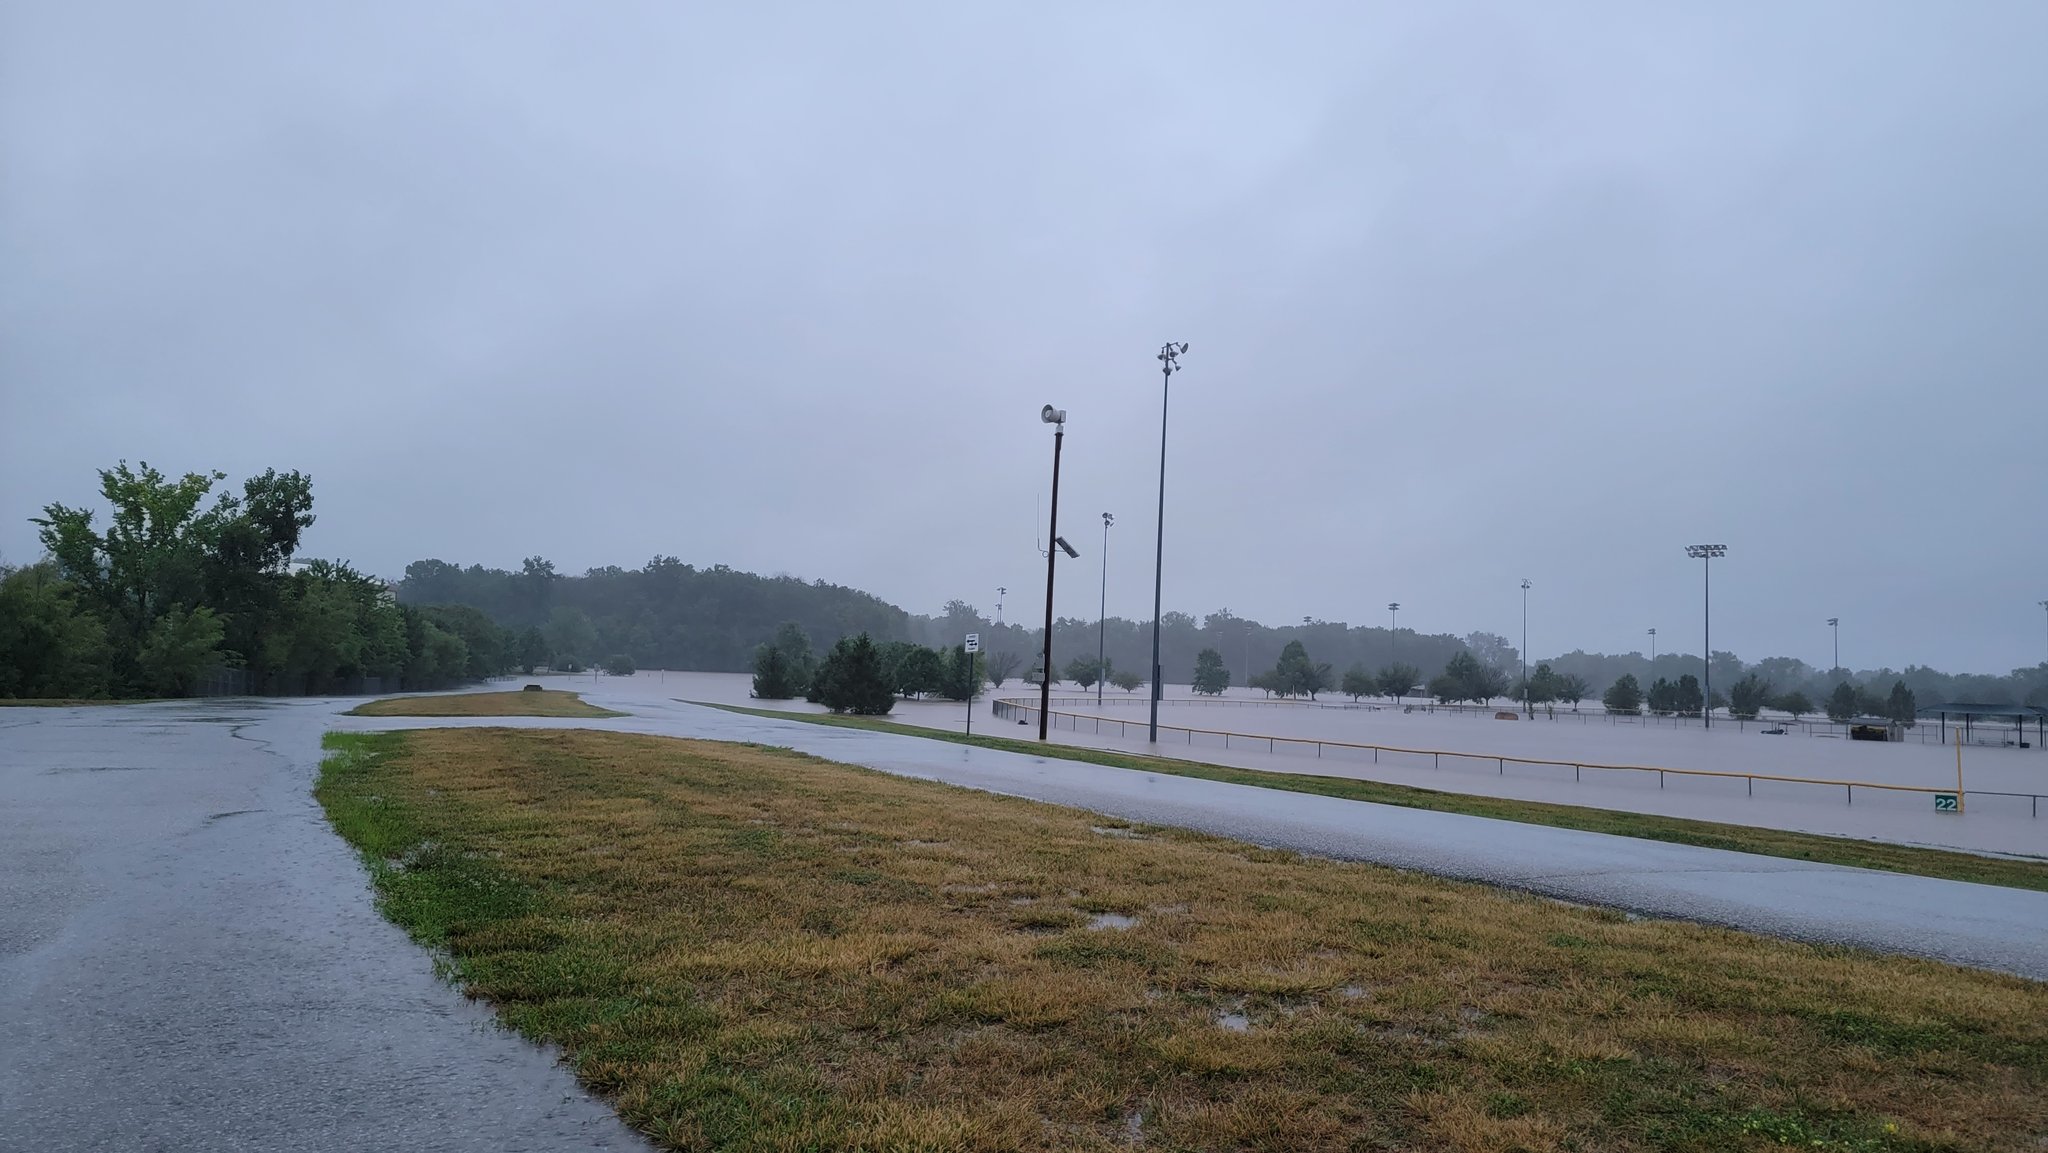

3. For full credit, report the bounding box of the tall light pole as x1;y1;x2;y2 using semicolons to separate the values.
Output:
1685;545;1727;728
1520;579;1532;716
2037;600;2046;665
1038;405;1071;741
1827;617;1840;673
1388;603;1401;662
995;587;1005;626
1648;627;1657;664
1147;341;1188;742
1096;513;1113;706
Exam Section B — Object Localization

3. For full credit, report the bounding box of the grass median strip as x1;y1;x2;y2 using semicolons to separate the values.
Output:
318;727;2046;1151
696;701;2048;894
348;689;625;718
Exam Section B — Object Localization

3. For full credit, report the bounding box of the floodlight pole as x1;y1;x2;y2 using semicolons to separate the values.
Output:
1685;545;1727;728
2037;600;2046;666
1097;513;1113;706
1521;579;1532;717
1388;602;1400;660
995;587;1005;626
1147;341;1187;742
1039;411;1066;741
1648;627;1657;665
1828;617;1840;673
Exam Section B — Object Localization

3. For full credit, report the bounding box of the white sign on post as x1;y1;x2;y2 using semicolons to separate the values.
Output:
962;634;981;736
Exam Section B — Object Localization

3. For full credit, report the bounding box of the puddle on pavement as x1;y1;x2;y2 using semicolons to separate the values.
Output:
1087;912;1139;931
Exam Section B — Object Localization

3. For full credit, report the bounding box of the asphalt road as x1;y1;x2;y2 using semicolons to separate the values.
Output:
4;693;2045;1150
0;701;652;1153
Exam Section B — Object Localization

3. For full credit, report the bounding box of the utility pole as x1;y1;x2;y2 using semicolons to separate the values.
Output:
1685;545;1728;728
1521;579;1532;717
1147;341;1188;741
1038;406;1069;741
1096;513;1113;706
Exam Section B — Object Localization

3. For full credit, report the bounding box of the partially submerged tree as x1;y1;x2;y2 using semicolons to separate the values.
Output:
814;633;894;714
1727;673;1773;720
1191;648;1231;695
1340;664;1374;701
1603;673;1642;714
1377;663;1421;704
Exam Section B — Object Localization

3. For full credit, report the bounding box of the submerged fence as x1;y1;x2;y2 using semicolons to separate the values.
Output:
1014;692;2040;749
989;698;2045;818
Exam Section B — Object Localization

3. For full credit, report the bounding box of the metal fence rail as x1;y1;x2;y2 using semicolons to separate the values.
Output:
988;698;2044;817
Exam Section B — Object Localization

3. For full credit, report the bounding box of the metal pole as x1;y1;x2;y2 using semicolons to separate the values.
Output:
1148;342;1185;741
1040;423;1064;741
1098;513;1112;706
1521;579;1531;717
1703;553;1711;729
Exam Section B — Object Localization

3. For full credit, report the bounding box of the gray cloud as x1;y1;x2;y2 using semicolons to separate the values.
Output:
4;0;2045;672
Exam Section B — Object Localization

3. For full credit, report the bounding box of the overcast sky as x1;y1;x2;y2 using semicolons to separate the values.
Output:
4;1;2045;674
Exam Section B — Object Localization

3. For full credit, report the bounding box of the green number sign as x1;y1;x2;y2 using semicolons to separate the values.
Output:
1934;793;1959;812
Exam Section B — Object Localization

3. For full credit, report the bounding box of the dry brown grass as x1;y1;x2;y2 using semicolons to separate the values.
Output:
318;728;2047;1152
346;689;624;718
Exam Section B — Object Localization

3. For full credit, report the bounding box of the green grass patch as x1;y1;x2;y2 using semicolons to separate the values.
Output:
348;689;625;718
316;727;2048;1151
696;701;2048;894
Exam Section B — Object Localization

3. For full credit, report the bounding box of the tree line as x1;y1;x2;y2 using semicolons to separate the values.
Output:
2;463;511;699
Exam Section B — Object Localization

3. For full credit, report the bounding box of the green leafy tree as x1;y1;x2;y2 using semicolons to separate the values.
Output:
0;562;113;698
753;643;803;699
894;645;946;698
1377;663;1421;703
544;606;597;671
1192;648;1231;695
1064;656;1103;691
1727;673;1773;720
1110;669;1143;693
1340;664;1374;701
1603;673;1643;714
1674;674;1704;718
1427;672;1463;704
516;627;548;675
986;651;1021;688
939;646;986;701
602;653;636;676
1647;677;1677;715
136;605;225;696
1775;690;1814;720
1440;651;1508;704
1825;681;1860;722
815;633;894;715
1886;680;1917;726
1272;640;1332;699
770;622;816;687
1555;673;1591;711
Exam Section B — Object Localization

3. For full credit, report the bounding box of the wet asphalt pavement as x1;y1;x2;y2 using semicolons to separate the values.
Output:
4;693;2045;1150
0;702;651;1152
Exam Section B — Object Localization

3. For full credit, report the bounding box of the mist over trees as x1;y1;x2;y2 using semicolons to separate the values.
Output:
392;557;2048;714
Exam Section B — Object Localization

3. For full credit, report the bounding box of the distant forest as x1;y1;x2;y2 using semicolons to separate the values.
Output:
17;465;2040;707
397;557;2048;710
